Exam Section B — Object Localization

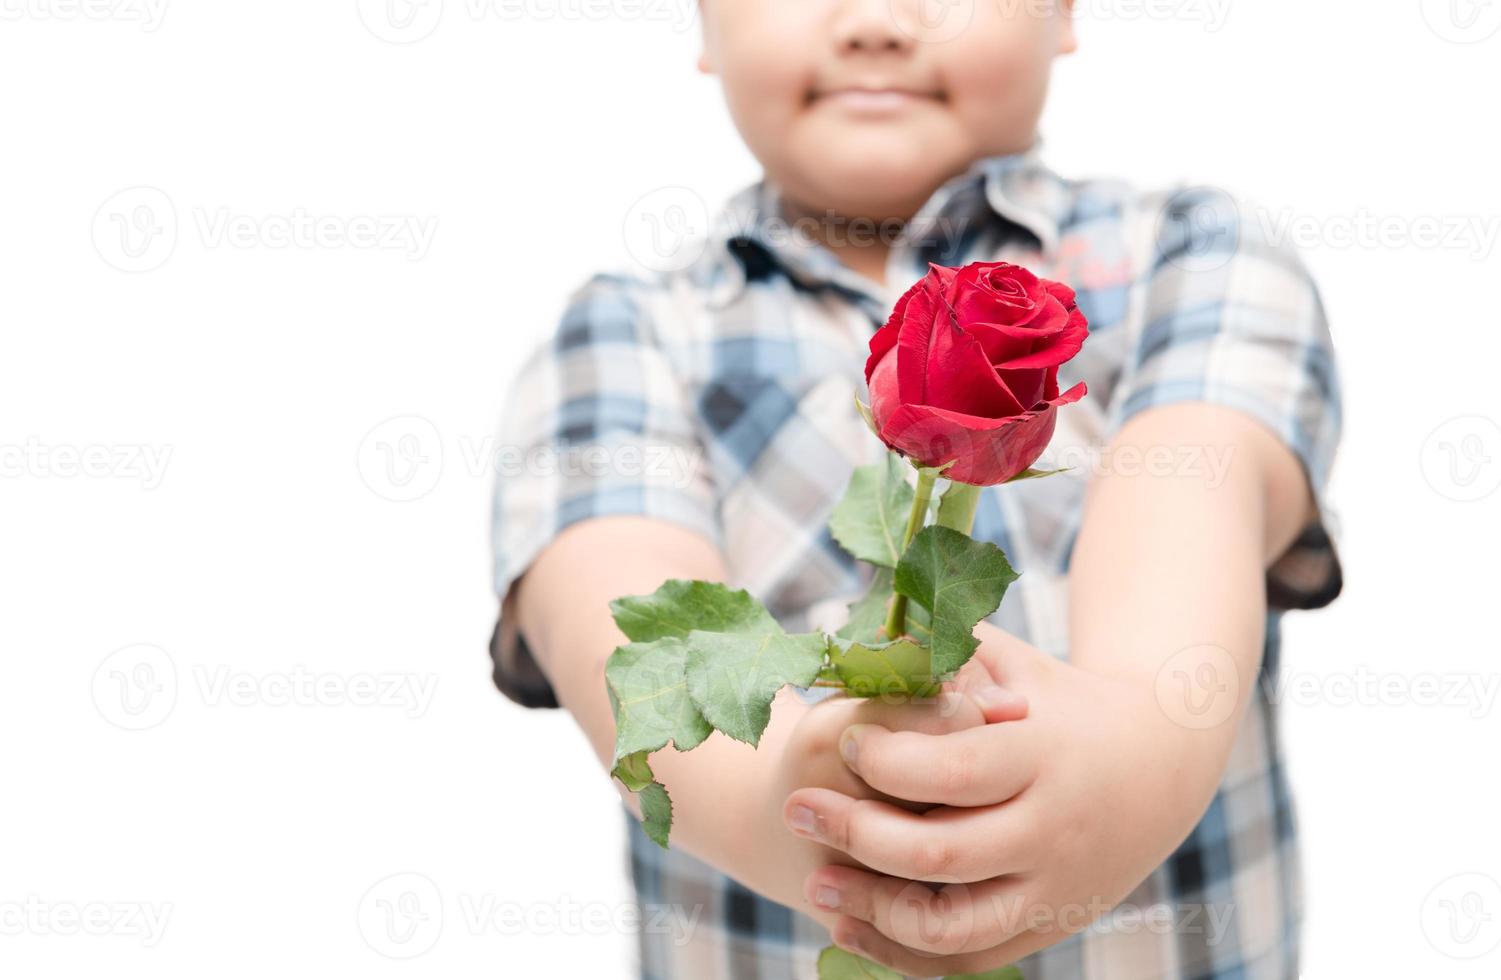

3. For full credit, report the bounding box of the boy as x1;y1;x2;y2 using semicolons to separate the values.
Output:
490;1;1343;977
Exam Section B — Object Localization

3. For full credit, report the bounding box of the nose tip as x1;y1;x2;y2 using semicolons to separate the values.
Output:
844;31;907;53
834;0;915;54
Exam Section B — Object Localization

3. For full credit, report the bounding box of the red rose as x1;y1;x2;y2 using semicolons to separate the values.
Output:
864;261;1089;486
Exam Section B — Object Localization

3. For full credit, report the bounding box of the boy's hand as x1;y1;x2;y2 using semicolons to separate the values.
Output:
785;623;1229;976
745;678;1029;923
779;403;1303;973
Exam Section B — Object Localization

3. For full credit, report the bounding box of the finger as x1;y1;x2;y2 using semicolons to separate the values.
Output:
943;656;999;696
806;864;1031;956
839;721;1037;807
848;689;986;735
829;913;1056;979
783;788;1028;883
942;666;1030;724
970;684;1029;724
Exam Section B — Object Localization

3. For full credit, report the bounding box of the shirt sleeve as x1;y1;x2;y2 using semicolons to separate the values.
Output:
1105;186;1345;611
489;273;722;707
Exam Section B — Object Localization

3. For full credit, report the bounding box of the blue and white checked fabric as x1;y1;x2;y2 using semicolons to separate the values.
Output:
489;148;1344;979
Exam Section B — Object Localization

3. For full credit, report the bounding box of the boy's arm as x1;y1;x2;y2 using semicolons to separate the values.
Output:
509;513;997;914
511;516;790;871
784;400;1317;973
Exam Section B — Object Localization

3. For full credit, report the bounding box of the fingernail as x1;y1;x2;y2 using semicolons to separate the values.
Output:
789;805;820;838
839;727;861;769
814;885;842;910
973;684;1024;714
841;935;869;959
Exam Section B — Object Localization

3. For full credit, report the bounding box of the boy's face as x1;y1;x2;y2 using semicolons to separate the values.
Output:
699;0;1076;222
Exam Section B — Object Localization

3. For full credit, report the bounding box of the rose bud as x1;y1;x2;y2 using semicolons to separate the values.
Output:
864;261;1089;486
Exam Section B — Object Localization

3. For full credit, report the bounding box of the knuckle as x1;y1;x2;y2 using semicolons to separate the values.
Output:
854;734;883;784
939;745;976;798
842;799;873;854
914;835;959;879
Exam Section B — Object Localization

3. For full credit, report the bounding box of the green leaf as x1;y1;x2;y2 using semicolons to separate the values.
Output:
816;945;903;980
893;525;1019;676
607;579;801;847
917;459;958;480
610;579;772;642
836;567;896;645
834;567;933;647
612;579;827;749
1005;465;1072;483
828;636;940;699
611;750;655;793
606;638;713;763
685;627;827;746
609;750;675;845
854;396;880;439
829;454;915;568
906;594;932;642
815;942;1024;979
638;781;673;849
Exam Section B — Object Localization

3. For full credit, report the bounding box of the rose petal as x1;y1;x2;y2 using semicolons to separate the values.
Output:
895;274;945;407
999;366;1046;408
867;345;901;441
1053;379;1088;406
953;263;1047;328
878;402;1052;485
865;276;924;385
1044;279;1077;308
966;321;1041;366
991;305;1089;371
878;379;1087;484
920;304;1026;419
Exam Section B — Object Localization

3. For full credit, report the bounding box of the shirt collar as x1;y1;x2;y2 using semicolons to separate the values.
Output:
703;145;1070;310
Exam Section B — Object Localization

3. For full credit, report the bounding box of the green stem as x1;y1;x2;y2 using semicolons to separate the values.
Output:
883;465;937;641
935;480;981;535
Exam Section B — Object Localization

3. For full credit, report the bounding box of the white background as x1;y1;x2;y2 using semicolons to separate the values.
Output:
2;1;1499;976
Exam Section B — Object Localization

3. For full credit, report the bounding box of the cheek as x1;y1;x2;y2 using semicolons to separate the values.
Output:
942;34;1056;143
709;17;818;144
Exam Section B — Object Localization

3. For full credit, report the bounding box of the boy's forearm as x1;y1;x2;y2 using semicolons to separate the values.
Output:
511;516;808;885
513;516;730;761
1066;402;1316;791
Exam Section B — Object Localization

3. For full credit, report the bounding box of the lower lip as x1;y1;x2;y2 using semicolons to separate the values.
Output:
814;90;936;116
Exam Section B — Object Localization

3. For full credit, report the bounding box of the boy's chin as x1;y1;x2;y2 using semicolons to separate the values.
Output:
783;157;969;222
775;129;982;219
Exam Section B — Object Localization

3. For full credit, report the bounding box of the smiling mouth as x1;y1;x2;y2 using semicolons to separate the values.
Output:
808;87;945;114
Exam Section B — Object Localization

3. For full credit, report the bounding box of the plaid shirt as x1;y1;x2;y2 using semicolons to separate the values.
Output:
489;148;1344;980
